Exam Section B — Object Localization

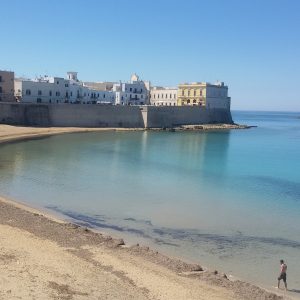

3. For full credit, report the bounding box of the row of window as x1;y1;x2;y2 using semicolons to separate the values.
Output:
120;94;144;100
25;89;113;99
125;87;143;93
152;93;176;99
180;90;203;96
181;99;204;105
153;102;176;106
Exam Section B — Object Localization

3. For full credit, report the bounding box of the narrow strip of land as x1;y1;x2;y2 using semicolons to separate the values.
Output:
0;123;250;145
0;124;140;145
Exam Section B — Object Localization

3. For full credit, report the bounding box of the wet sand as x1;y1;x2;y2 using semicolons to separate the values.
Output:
0;125;290;299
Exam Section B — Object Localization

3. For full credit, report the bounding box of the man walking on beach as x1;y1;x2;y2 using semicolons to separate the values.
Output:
277;259;287;290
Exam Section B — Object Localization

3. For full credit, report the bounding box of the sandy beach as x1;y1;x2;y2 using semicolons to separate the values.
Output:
0;125;290;299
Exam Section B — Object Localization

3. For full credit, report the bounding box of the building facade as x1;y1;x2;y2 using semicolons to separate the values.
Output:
150;87;177;106
114;74;150;105
15;72;115;104
177;81;230;109
0;70;15;102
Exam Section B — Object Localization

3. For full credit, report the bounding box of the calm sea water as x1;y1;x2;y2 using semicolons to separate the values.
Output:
0;111;299;292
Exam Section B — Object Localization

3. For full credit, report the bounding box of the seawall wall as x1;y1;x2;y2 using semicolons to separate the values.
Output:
0;103;233;128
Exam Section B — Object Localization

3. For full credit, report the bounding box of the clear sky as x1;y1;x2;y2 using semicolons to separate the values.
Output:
1;0;299;111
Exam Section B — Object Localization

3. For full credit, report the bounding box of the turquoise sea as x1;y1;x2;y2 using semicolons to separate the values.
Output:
0;111;299;292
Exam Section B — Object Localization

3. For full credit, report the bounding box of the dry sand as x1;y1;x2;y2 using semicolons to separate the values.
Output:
0;124;143;145
0;125;290;300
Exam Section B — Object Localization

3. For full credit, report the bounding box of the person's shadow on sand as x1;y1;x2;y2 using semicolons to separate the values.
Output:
289;289;300;294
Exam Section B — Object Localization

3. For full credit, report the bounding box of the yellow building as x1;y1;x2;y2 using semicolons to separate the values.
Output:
177;82;207;106
177;82;229;107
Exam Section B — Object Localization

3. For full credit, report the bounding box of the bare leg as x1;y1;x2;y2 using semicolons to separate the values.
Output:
284;281;287;291
277;280;280;288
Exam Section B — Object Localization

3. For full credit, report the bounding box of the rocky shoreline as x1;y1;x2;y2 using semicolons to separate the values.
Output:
165;123;254;131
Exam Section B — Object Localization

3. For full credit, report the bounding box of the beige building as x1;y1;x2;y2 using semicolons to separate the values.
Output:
150;87;177;106
0;70;15;102
177;81;230;109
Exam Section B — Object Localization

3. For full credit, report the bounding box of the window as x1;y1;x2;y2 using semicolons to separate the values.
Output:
130;88;132;92
200;90;202;96
193;99;196;103
56;91;60;96
38;90;42;95
194;90;196;96
37;98;42;103
65;84;69;87
187;99;190;104
182;90;185;96
188;90;190;96
49;91;52;96
0;76;2;82
26;89;31;95
0;87;2;93
57;81;59;84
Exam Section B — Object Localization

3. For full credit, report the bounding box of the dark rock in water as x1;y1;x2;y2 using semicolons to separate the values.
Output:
190;264;203;272
213;270;218;275
114;239;125;246
222;273;228;279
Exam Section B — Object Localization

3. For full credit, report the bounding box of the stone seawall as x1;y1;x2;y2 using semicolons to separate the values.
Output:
0;103;233;128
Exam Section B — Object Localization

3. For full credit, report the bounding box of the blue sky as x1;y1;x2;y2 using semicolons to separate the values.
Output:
1;0;299;111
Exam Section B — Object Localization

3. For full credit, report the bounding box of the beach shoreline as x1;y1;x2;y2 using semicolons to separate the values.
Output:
0;124;290;299
0;194;287;300
0;124;250;145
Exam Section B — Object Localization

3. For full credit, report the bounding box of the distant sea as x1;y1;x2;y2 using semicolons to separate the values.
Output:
0;111;299;291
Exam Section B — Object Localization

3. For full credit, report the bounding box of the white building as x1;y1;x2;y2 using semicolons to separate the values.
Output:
15;72;115;104
205;82;230;109
150;87;177;106
114;74;150;105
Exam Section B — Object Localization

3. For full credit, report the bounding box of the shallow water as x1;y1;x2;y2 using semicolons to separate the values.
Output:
0;111;299;292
